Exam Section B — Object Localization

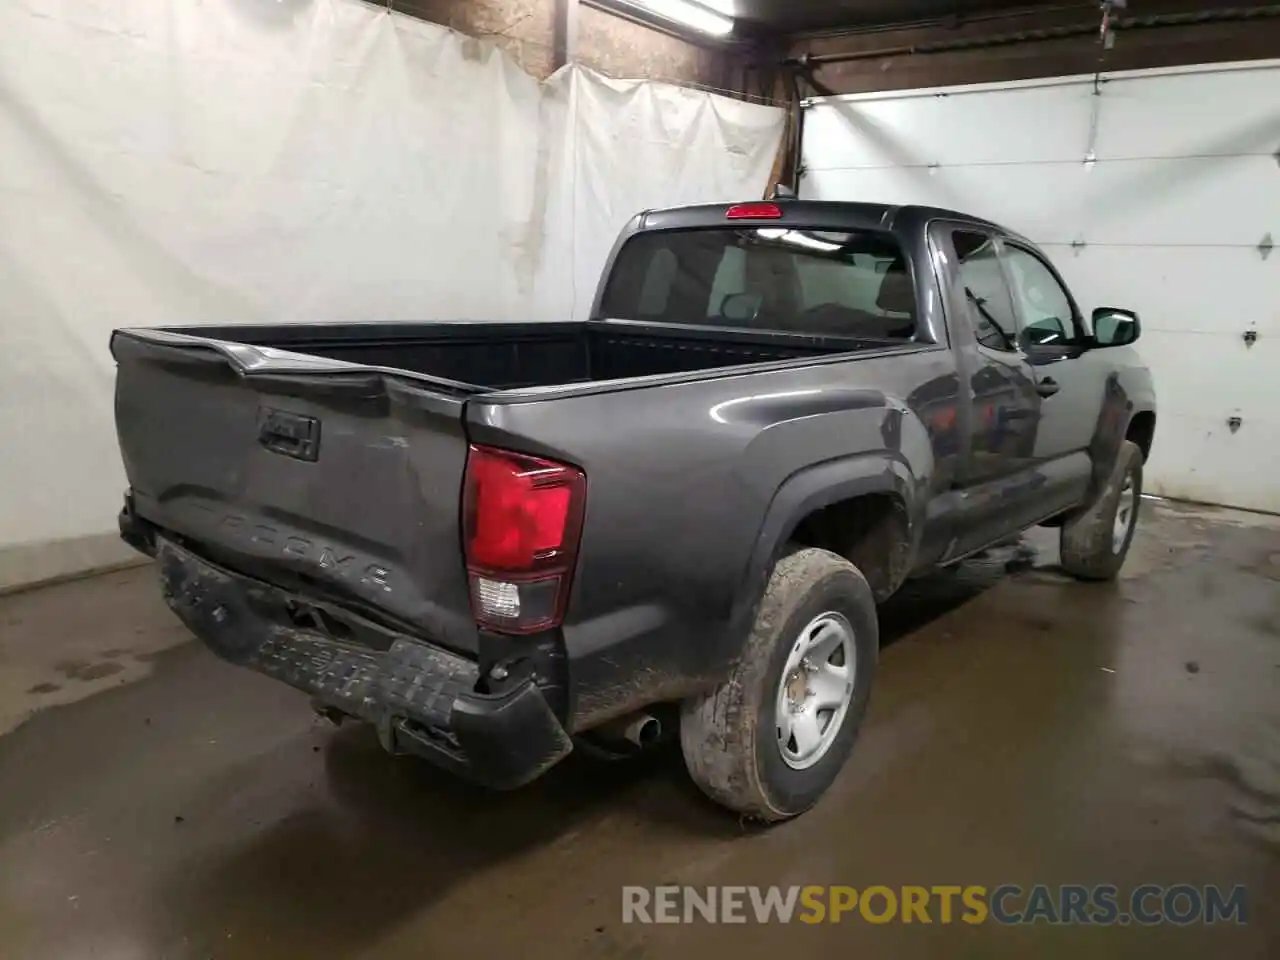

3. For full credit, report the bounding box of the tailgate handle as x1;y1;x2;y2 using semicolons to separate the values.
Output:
258;408;321;462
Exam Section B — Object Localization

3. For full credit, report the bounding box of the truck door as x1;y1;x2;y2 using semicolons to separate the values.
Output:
933;224;1045;557
998;239;1101;512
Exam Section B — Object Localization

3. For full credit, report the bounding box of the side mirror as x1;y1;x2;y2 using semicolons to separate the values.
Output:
1092;307;1141;347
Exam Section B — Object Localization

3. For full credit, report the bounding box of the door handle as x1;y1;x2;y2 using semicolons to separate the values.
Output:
1036;377;1060;398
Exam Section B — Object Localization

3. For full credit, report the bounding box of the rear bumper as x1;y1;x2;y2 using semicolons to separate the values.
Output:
154;536;573;789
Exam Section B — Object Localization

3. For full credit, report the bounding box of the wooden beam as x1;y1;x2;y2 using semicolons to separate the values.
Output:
553;0;580;72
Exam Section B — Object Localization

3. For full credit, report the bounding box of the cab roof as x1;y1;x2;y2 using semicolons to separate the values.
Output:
636;200;1014;242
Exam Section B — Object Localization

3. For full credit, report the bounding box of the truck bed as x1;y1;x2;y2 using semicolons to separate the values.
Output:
143;320;880;391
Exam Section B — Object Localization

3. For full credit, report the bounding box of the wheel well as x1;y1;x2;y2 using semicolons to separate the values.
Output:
789;493;910;602
1127;411;1156;461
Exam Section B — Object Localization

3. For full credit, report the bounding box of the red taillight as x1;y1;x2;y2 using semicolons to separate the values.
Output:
463;444;586;634
726;202;783;220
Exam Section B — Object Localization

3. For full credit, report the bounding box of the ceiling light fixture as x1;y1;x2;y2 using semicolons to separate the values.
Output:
638;0;734;37
757;229;842;253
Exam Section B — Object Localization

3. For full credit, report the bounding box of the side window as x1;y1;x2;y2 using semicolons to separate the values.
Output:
952;230;1018;352
1002;245;1080;347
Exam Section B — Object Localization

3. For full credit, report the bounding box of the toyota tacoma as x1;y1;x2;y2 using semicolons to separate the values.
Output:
112;199;1156;820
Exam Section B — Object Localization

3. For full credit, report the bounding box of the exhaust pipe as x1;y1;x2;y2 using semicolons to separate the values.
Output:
623;713;661;747
596;711;662;748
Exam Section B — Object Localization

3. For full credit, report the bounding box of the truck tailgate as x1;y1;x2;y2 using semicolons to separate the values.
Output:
111;330;480;655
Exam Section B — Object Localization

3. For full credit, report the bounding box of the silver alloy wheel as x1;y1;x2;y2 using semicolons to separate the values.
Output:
775;611;856;771
1112;475;1137;553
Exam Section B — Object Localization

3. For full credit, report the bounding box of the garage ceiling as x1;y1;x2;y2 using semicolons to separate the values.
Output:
732;0;1089;34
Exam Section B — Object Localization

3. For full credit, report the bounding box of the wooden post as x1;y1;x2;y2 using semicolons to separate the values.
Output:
553;0;580;72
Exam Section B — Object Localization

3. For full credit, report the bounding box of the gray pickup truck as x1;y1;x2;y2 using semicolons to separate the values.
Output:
112;199;1155;821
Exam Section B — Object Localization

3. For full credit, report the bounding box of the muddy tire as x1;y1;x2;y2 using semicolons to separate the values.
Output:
1060;440;1143;581
679;548;878;822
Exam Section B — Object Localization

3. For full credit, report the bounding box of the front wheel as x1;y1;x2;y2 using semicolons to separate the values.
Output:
680;548;878;821
1060;440;1144;581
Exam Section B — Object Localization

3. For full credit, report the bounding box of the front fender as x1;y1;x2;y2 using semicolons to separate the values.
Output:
1085;361;1156;505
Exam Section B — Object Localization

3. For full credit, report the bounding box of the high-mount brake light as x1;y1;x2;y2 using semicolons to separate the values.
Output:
725;202;783;220
462;444;586;635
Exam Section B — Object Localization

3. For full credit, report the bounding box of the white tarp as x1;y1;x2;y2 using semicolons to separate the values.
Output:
0;0;783;588
534;68;788;321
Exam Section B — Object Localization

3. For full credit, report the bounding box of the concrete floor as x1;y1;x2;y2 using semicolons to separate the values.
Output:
1;501;1277;959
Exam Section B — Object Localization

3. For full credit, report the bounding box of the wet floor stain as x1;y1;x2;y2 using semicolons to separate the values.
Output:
53;659;125;682
0;565;193;737
0;502;1276;959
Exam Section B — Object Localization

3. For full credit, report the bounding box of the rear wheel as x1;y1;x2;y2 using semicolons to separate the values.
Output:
680;548;878;821
1060;440;1144;581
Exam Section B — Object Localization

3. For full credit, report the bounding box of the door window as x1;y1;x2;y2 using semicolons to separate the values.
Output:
1002;245;1081;348
951;230;1018;352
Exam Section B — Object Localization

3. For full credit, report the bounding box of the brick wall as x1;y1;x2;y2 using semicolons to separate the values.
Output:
395;0;736;87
